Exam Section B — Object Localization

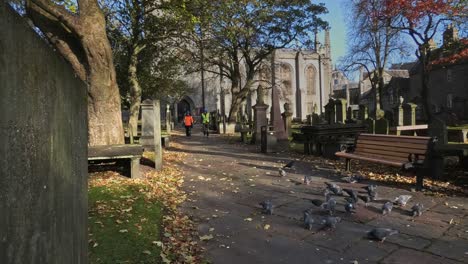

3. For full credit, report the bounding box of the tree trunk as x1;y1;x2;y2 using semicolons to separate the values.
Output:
26;0;124;146
127;49;142;137
82;14;124;146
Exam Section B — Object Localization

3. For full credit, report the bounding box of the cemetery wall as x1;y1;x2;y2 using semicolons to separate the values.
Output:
0;3;88;263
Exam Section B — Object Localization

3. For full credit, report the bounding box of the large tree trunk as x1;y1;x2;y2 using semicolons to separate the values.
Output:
127;49;142;137
26;0;124;146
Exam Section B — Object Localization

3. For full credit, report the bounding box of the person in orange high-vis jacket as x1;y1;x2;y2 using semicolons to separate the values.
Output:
184;111;194;136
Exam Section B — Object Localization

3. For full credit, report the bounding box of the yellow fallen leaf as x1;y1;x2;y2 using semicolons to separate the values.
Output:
143;250;151;255
152;241;163;247
199;234;214;241
119;229;128;233
244;218;253;222
264;224;270;230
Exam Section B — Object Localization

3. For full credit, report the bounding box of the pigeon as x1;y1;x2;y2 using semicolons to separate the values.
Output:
279;168;286;177
343;188;359;202
322;216;341;229
324;188;332;202
259;201;273;215
344;201;356;214
358;195;371;206
394;195;412;207
311;199;325;207
303;175;312;185
341;173;364;183
382;201;393;215
367;228;399;242
411;203;424;217
325;182;343;195
324;198;337;215
303;210;314;230
364;185;378;201
283;160;295;169
345;197;358;207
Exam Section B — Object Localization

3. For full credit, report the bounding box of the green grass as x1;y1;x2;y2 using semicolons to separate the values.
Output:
88;184;163;264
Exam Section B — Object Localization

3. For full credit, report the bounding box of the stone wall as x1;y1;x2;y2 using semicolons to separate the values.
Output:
0;4;88;263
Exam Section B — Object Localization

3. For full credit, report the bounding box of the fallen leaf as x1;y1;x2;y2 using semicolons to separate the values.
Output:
119;229;128;233
199;234;214;241
152;241;163;247
143;250;151;255
244;218;253;222
264;224;270;230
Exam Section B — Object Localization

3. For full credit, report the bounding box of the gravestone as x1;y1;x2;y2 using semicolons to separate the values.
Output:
252;85;269;143
346;106;353;121
153;100;163;170
325;99;336;124
282;102;293;137
403;103;417;126
429;117;448;145
140;99;155;147
1;4;88;263
359;104;368;122
271;86;287;141
306;114;312;125
365;118;376;134
335;99;347;124
375;118;389;135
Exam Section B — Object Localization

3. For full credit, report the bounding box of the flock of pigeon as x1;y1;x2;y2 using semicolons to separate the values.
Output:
259;161;425;242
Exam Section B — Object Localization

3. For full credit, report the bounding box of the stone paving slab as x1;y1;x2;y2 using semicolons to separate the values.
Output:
174;131;468;264
381;248;464;264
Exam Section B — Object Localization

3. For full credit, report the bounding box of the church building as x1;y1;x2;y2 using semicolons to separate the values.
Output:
175;31;333;123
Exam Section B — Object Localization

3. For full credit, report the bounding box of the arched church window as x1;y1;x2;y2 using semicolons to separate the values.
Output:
306;65;316;95
279;63;293;96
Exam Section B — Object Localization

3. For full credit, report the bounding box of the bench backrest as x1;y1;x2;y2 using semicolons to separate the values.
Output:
354;133;431;163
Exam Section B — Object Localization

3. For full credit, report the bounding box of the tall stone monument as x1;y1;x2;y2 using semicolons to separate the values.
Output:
1;4;88;263
270;50;287;141
252;85;269;143
282;103;293;137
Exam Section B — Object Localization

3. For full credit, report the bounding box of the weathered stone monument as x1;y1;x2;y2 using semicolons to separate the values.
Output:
403;103;417;126
140;99;162;170
335;98;347;124
394;96;404;127
375;118;389;135
252;85;269;143
325;99;336;124
1;4;88;262
282;102;293;137
165;103;172;133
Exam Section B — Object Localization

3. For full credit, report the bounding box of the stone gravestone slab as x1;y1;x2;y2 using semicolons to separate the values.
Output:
252;85;269;143
282;103;293;137
325;99;336;124
365;118;376;134
1;4;88;263
140;99;155;147
375;118;389;135
335;99;347;124
394;96;404;127
359;104;368;122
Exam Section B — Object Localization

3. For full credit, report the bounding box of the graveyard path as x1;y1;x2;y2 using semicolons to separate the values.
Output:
171;126;468;264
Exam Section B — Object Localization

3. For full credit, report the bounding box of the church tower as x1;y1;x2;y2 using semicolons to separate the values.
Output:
322;29;333;104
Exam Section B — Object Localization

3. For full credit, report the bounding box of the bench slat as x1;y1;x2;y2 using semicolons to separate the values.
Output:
359;135;430;144
335;152;404;167
357;139;429;150
355;148;425;160
357;143;428;155
360;133;431;140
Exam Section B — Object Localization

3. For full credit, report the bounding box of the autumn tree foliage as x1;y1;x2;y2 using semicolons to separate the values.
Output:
382;0;466;120
342;0;406;118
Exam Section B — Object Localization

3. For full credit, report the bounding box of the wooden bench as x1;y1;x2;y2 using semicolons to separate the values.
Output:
390;124;428;136
335;134;435;190
88;144;144;179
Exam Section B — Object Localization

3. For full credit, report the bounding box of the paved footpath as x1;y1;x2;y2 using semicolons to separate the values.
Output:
171;128;468;264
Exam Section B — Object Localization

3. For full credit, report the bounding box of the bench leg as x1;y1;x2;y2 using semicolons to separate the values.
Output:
345;158;351;171
130;157;141;179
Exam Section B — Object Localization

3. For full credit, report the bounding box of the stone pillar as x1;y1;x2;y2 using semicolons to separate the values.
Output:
394;96;404;127
140;99;155;147
153;100;163;170
282;103;293;137
271;51;287;141
165;103;171;133
359;104;368;122
1;4;88;262
173;102;178;124
253;85;269;143
335;98;347;123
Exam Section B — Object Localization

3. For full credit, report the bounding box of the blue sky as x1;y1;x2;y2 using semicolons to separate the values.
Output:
322;0;348;64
